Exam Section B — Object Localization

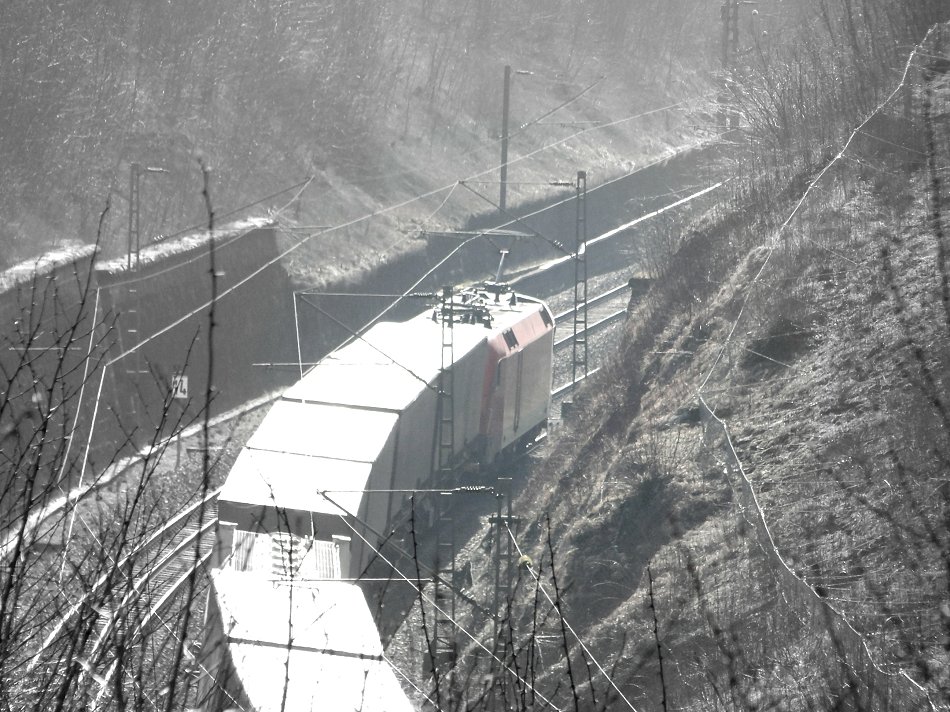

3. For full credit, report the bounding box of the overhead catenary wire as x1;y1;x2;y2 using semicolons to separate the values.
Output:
383;653;444;712
59;366;108;574
11;90;732;708
342;73;671;190
698;27;940;423
296;130;729;342
290;103;723;299
700;396;936;707
40;505;244;710
854;129;927;157
104;101;729;373
101;175;315;291
329;505;566;712
318;486;495;495
504;523;642;712
151;175;315;247
356;181;464;273
511;75;606;138
310;488;493;617
52;285;101;514
697;37;923;392
704;93;935;388
294;290;438;299
141;592;249;712
513;179;730;289
295;294;439;393
458;181;570;254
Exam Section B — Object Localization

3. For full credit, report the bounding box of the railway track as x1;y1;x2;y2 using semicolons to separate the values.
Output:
5;170;698;570
552;281;630;322
27;276;639;690
28;488;219;695
550;278;644;400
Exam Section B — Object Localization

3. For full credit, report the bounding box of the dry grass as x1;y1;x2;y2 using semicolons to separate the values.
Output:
468;54;950;708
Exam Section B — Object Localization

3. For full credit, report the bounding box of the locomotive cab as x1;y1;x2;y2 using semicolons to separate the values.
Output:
477;293;555;463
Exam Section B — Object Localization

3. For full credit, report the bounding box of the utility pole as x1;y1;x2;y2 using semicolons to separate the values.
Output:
128;163;142;271
720;0;740;130
488;477;517;711
432;286;457;697
721;0;739;68
571;170;588;391
500;65;511;216
124;162;168;423
127;163;169;269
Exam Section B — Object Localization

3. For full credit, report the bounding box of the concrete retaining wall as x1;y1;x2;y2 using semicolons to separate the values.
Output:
95;219;297;442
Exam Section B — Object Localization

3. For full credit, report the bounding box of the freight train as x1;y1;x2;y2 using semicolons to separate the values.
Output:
195;282;555;711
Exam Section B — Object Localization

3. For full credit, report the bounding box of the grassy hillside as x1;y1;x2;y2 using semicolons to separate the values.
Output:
485;19;950;711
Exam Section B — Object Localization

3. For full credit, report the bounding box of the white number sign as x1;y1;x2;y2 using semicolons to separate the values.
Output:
171;374;189;400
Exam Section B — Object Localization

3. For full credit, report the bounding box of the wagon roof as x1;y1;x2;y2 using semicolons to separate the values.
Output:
247;399;398;461
220;447;371;517
211;572;413;712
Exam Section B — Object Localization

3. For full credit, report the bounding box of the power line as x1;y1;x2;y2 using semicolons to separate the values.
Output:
688;28;944;710
511;75;606;139
383;653;444;712
504;523;641;712
294;293;439;393
151;176;314;246
699;28;935;392
106;97;726;372
100;176;316;291
331;506;565;712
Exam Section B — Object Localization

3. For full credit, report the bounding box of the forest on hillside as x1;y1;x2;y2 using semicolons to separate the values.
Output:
4;0;943;271
2;0;944;273
0;0;724;269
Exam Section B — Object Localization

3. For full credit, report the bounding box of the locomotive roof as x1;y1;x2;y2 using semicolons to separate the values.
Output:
212;572;413;712
285;290;546;411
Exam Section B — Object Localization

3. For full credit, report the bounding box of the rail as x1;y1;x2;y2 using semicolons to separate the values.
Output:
29;274;635;679
508;181;726;290
552;282;631;323
1;390;277;563
28;487;221;674
549;275;637;394
84;514;217;668
554;308;627;349
551;368;600;399
92;547;217;708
